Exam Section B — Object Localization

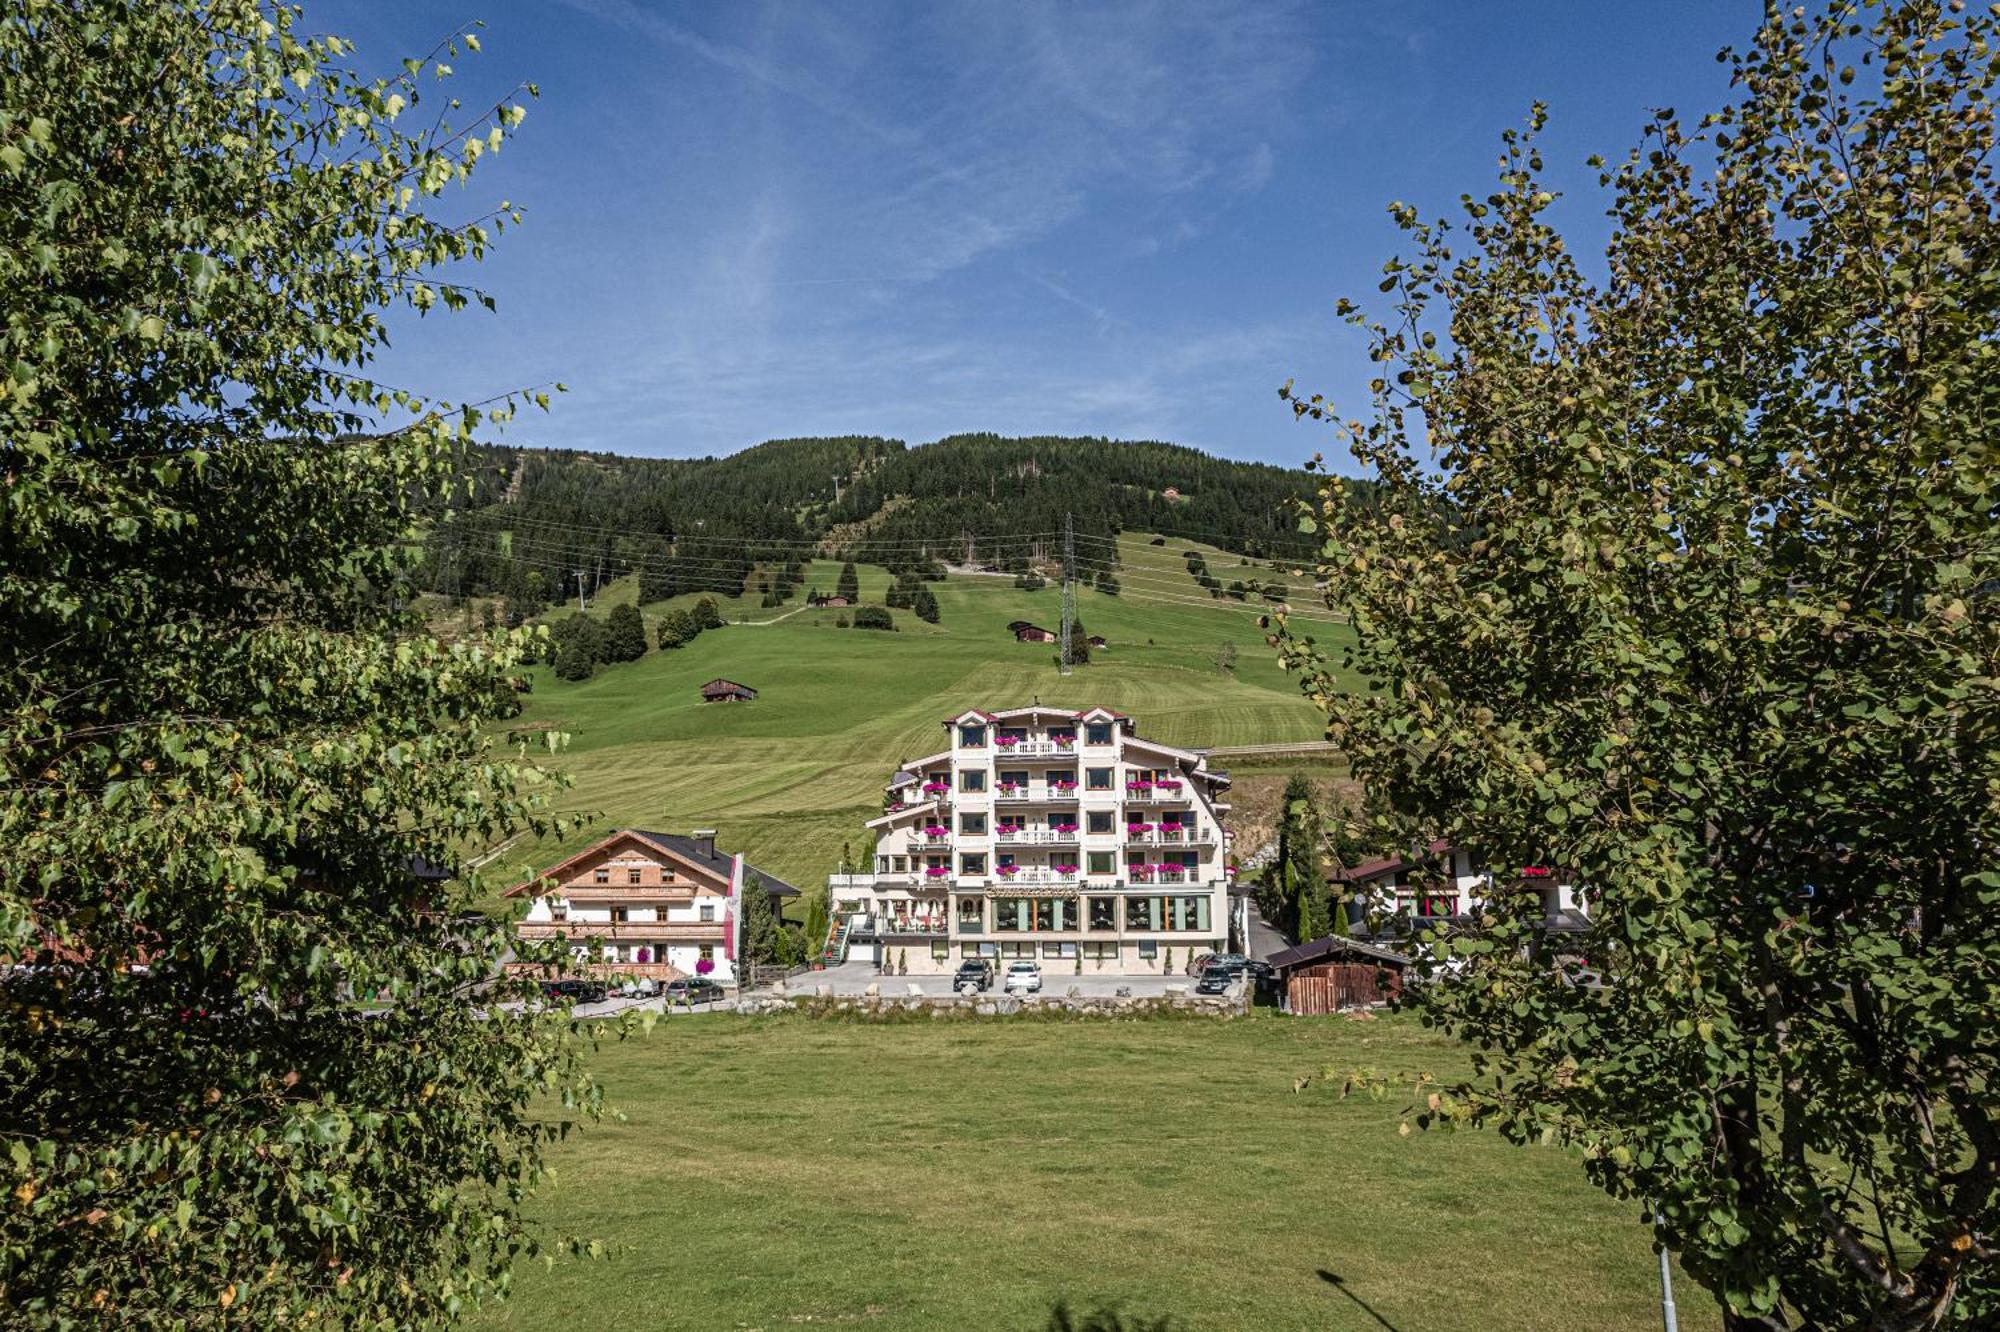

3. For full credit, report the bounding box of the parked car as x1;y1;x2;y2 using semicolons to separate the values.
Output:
540;978;607;1005
954;958;995;992
663;977;725;1005
1003;961;1042;994
1193;965;1235;996
1186;951;1248;978
617;976;660;998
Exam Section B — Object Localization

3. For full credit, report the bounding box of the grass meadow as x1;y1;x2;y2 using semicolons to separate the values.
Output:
467;1013;1715;1332
475;535;1352;903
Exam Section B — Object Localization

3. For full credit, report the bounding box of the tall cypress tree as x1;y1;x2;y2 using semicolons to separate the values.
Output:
836;560;860;602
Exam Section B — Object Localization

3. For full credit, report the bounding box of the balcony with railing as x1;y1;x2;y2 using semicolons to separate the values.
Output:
992;866;1082;886
993;783;1081;804
560;884;698;904
992;738;1079;758
995;825;1081;846
1123;782;1190;804
517;920;724;943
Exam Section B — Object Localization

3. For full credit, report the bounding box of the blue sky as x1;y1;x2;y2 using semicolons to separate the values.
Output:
314;1;1752;468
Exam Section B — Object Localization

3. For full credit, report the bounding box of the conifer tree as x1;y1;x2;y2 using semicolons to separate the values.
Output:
836;561;860;602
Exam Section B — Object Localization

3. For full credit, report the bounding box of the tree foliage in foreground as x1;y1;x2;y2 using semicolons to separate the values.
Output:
0;3;603;1326
1277;4;1999;1328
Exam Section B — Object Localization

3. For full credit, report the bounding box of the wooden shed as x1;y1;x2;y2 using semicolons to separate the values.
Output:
1012;624;1057;644
699;678;758;703
1264;935;1411;1015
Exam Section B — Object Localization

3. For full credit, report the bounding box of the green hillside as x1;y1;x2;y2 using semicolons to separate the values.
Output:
474;533;1348;900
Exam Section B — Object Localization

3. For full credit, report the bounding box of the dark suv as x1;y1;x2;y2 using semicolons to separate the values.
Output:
540;978;607;1005
954;959;995;992
663;977;725;1005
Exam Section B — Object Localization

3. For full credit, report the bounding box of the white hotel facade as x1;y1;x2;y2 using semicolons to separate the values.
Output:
828;705;1245;975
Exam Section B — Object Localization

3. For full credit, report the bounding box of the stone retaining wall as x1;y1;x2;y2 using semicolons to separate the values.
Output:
729;983;1248;1019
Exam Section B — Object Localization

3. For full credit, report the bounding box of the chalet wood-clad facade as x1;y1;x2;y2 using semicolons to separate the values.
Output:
509;830;796;984
829;705;1243;975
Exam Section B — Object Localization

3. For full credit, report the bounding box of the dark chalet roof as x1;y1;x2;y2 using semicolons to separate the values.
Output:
1265;935;1413;972
636;830;799;896
699;678;758;698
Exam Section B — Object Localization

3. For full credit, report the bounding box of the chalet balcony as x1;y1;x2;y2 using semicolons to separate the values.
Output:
517;921;724;943
993;785;1081;805
1122;784;1190;804
992;739;1079;758
995;827;1080;845
560;884;697;904
993;868;1081;886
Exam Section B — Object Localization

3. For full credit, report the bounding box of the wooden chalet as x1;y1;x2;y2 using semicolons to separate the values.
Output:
507;828;797;984
1011;623;1057;644
700;678;758;703
1264;935;1411;1015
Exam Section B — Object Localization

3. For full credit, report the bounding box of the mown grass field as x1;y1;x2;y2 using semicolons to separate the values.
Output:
474;534;1352;902
467;1013;1714;1332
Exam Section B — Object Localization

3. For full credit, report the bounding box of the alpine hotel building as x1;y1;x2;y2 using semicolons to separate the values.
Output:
829;705;1243;974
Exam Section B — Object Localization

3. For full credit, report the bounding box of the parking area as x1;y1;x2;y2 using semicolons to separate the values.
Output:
755;960;1229;1000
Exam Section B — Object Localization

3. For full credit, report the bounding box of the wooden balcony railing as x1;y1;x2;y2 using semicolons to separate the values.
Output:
517;921;724;943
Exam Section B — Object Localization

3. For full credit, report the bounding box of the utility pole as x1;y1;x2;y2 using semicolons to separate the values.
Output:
1655;1209;1679;1332
1058;512;1075;677
573;569;588;612
832;473;842;502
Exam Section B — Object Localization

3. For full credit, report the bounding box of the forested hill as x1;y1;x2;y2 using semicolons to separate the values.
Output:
431;434;1344;610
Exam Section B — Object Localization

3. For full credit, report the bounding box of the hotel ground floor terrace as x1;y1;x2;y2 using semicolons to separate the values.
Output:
828;875;1247;975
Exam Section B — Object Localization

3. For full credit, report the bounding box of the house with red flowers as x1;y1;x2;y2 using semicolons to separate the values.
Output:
508;829;797;985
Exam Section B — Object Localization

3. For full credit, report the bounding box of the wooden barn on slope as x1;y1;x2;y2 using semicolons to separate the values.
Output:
700;678;758;704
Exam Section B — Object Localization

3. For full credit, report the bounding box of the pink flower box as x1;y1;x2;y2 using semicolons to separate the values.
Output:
1049;822;1079;834
1051;864;1079;876
922;825;950;838
1155;779;1182;791
998;865;1022;877
996;735;1021;748
998;783;1020;794
924;866;951;878
694;958;715;975
1126;780;1155;791
1126;822;1152;835
1050;779;1078;791
922;782;950;795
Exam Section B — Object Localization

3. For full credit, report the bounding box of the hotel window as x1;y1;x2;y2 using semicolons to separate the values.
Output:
1041;941;1069;959
593;868;610;884
931;939;950;961
960;853;987;877
1051;728;1076;746
1086;767;1114;790
959;724;987;747
611;906;628;923
998;728;1028;745
1125;896;1162;931
876;855;892;873
957;897;984;928
1034;898;1059;931
1086;810;1114;835
959;811;987;835
1086;722;1113;745
999;770;1029;789
1087;851;1115;876
698;944;714;963
1087;896;1117;930
891;855;909;873
960;769;986;792
1138;939;1158;959
628;868;643;885
1004;942;1034;958
699;903;716;922
961;943;982;958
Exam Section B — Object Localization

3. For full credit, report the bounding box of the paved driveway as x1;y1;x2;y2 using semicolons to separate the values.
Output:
1246;904;1291;961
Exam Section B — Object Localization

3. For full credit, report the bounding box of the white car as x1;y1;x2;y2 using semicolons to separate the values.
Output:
1003;961;1042;994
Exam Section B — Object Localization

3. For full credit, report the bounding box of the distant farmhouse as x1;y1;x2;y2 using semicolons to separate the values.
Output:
1087;634;1108;649
510;829;797;984
700;678;758;703
1010;623;1057;644
809;592;853;608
